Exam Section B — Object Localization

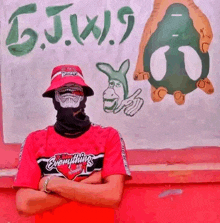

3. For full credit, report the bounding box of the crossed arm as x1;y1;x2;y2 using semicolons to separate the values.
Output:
16;173;125;216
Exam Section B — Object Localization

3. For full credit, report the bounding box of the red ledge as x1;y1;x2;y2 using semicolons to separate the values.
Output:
126;170;220;185
128;147;220;165
0;176;14;188
1;147;220;169
1;169;220;189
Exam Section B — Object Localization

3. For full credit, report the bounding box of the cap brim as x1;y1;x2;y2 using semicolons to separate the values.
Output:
42;76;94;98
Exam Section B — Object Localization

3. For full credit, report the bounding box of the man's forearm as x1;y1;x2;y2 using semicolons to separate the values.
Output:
47;175;124;208
16;188;69;216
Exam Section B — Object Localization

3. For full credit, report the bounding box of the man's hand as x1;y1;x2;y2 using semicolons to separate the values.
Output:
16;188;70;216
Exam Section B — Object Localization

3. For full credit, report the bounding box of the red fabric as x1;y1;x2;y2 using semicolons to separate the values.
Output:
14;124;131;222
13;134;41;190
35;202;114;223
102;131;131;179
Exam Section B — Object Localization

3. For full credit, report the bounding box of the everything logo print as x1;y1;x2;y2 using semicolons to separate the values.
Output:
37;152;104;180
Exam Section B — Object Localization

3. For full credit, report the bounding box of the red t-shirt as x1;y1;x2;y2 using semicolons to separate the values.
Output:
14;124;131;222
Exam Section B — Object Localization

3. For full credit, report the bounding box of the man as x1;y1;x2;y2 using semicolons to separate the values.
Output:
14;65;131;223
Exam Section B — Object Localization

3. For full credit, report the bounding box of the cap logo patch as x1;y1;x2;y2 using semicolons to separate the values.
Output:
51;66;84;81
61;71;79;77
61;66;79;77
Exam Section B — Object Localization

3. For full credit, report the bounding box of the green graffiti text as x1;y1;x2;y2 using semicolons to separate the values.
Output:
6;4;135;57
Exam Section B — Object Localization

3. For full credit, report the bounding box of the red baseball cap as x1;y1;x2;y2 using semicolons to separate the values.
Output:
42;65;94;97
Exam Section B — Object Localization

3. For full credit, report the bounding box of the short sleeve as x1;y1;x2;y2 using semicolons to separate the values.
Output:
102;128;131;180
13;133;42;190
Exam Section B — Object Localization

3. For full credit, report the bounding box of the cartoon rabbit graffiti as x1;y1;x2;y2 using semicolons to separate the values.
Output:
96;59;144;117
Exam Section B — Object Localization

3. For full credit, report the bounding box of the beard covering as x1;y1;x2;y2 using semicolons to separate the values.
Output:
53;97;91;138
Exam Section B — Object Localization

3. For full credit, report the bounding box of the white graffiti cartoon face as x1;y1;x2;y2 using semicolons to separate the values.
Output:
103;80;124;112
55;84;84;108
97;59;144;117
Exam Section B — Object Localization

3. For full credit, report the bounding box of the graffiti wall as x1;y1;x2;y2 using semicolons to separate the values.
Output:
0;0;220;149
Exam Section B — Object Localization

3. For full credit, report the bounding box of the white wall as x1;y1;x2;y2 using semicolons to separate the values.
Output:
1;0;220;149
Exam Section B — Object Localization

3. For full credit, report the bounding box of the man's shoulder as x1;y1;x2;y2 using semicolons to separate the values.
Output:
26;126;53;139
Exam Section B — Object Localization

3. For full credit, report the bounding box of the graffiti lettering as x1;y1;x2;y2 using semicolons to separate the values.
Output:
80;15;99;41
6;4;135;57
117;6;135;44
44;4;73;44
6;3;38;57
86;16;101;40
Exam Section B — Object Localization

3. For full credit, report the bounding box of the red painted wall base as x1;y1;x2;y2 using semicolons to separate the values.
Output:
2;182;220;223
0;188;34;223
116;183;220;223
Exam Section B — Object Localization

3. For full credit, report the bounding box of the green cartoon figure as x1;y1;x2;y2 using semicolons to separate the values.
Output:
96;59;144;117
134;1;214;105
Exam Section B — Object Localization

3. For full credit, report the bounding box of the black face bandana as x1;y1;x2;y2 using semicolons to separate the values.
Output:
53;96;91;138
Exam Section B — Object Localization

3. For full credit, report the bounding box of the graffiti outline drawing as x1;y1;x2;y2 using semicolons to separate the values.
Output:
96;59;144;117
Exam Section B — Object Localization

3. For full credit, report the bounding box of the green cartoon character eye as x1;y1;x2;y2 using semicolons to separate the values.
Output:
116;82;122;88
109;81;115;87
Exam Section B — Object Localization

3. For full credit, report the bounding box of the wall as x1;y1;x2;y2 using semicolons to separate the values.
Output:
1;0;220;149
1;148;220;222
1;0;220;222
